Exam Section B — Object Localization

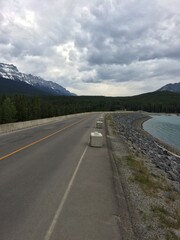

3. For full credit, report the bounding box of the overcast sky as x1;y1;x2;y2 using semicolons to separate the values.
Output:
0;0;180;96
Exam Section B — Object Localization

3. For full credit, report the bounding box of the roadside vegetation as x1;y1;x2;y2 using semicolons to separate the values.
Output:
126;155;161;194
125;154;180;240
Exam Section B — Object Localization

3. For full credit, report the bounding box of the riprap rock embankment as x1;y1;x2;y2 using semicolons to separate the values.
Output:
113;113;180;184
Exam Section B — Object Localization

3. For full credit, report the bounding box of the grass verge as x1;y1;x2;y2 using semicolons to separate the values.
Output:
126;155;163;194
125;154;180;240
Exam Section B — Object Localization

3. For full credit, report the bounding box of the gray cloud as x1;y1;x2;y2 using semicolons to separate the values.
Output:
79;1;180;65
0;0;180;96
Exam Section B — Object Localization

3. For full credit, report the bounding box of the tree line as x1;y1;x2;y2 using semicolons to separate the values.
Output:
0;91;180;124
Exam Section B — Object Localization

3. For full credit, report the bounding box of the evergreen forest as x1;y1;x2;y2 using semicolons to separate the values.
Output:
0;91;180;124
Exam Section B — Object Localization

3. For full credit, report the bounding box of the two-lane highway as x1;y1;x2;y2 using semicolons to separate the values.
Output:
0;113;120;240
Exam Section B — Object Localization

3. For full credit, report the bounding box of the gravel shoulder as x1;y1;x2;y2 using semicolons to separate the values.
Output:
106;112;180;240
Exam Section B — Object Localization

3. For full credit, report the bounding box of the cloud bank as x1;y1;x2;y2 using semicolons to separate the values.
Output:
0;0;180;96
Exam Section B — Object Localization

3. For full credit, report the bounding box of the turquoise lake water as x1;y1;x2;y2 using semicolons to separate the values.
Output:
143;114;180;151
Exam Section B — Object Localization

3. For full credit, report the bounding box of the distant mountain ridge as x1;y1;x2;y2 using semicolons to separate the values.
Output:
157;82;180;93
0;63;75;96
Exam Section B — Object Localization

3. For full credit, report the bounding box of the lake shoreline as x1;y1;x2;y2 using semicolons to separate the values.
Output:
134;114;180;157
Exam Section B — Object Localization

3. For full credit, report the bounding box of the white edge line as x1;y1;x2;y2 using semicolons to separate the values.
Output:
44;145;89;240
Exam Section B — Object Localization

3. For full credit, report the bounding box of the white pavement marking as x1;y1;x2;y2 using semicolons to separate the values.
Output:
44;145;89;240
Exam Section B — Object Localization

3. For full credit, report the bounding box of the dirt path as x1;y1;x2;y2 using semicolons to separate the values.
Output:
106;116;139;240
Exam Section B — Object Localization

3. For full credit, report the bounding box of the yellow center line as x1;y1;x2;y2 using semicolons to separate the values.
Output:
0;118;85;161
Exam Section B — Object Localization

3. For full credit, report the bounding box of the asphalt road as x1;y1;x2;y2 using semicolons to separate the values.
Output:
0;113;120;240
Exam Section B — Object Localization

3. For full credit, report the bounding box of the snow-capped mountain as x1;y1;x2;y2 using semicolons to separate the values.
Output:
0;63;75;96
157;82;180;93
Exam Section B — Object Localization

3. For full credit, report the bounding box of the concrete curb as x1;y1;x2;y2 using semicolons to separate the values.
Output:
0;113;90;134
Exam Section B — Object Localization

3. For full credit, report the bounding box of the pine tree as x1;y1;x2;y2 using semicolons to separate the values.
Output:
1;97;17;123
